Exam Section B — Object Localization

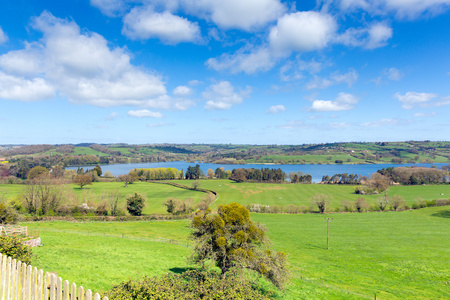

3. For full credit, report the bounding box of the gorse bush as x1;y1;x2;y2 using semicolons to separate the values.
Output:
106;269;275;300
0;235;33;264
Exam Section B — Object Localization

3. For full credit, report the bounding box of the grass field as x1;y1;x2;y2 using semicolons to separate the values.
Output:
23;206;450;299
2;180;449;213
172;180;450;211
0;182;206;214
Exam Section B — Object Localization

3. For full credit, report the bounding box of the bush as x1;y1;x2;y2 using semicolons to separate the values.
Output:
0;203;20;224
106;269;275;300
286;204;301;214
0;235;33;264
126;193;145;216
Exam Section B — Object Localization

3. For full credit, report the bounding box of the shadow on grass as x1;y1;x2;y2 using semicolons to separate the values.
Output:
169;267;197;274
431;210;450;218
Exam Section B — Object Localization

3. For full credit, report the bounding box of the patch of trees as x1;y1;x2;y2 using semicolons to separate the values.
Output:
133;167;184;180
321;173;361;184
230;168;286;183
55;145;75;154
378;167;449;185
185;164;203;179
62;155;100;166
288;171;312;183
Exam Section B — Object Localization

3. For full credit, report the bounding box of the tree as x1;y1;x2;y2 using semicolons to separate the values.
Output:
207;169;215;179
311;193;328;213
354;197;368;212
391;195;406;211
0;235;33;264
191;180;201;190
27;166;49;180
127;193;145;216
73;174;92;189
190;202;288;289
93;165;102;177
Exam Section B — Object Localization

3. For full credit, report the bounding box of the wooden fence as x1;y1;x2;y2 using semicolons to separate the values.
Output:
0;226;27;236
0;254;108;300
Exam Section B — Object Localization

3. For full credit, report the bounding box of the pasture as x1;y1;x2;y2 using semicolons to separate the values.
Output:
23;206;450;299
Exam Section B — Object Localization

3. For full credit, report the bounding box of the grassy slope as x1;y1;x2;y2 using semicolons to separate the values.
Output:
24;206;449;299
173;180;450;210
0;182;206;214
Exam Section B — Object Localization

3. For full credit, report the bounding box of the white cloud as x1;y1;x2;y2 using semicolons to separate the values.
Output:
0;71;55;101
280;58;324;81
279;120;309;129
188;79;203;86
173;85;193;97
338;22;392;49
147;122;166;127
181;0;286;31
385;67;403;81
414;112;436;117
267;105;286;114
202;81;251;110
338;0;450;19
122;7;201;44
206;46;275;74
0;11;171;108
361;118;399;127
0;27;7;44
306;69;358;89
395;91;438;109
0;47;42;76
269;12;337;56
128;109;163;118
310;92;359;111
90;0;127;16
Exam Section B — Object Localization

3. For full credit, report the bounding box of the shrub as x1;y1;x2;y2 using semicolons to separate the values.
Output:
311;194;329;213
341;200;353;212
0;235;33;264
354;197;368;213
95;202;108;216
286;204;301;214
106;269;275;300
127;193;145;216
0;203;20;224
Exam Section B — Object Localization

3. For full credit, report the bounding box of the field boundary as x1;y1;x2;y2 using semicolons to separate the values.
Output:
0;253;107;300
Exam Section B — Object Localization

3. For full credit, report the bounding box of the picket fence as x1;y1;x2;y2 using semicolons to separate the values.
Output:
0;254;108;300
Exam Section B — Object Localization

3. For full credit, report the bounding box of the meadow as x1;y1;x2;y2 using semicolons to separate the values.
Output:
23;206;450;299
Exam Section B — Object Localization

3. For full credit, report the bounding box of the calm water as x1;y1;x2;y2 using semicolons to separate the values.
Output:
67;161;449;183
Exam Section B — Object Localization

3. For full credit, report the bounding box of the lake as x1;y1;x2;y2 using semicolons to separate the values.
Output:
67;161;449;183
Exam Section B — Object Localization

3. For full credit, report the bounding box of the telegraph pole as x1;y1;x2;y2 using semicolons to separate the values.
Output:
325;218;333;250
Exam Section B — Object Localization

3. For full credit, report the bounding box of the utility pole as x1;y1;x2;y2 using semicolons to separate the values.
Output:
325;218;333;250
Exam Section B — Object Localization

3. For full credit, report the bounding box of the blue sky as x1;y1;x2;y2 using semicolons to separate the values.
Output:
0;0;449;145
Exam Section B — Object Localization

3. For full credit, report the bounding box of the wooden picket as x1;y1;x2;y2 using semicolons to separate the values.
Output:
0;254;108;300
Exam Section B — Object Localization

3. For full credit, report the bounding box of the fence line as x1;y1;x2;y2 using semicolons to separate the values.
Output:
0;226;27;236
0;254;108;300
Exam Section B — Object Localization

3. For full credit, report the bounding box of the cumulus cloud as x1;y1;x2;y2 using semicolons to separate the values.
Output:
122;7;201;44
395;91;438;109
310;92;359;111
306;69;358;89
269;12;337;56
202;81;251;110
128;109;163;118
267;105;286;114
338;22;392;49
280;58;324;81
0;11;174;108
182;0;286;31
90;0;127;16
0;27;7;44
0;71;55;101
338;0;450;19
173;85;193;97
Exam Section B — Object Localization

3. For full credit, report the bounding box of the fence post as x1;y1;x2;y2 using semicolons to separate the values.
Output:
70;283;76;300
5;257;11;300
56;277;62;300
1;255;6;300
78;286;84;300
63;280;69;300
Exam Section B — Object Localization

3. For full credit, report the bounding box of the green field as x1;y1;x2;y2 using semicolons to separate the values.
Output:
23;206;450;299
172;180;450;211
3;180;450;214
0;182;206;214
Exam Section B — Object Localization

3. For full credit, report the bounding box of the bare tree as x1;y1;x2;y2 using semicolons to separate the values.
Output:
311;194;329;213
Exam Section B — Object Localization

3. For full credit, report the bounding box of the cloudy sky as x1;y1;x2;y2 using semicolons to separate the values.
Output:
0;0;449;144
